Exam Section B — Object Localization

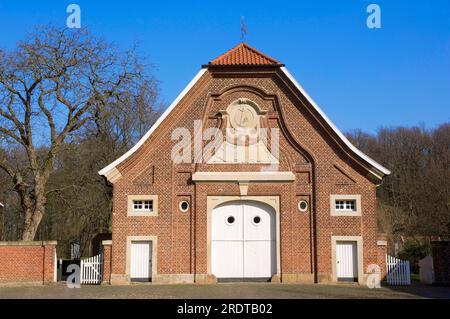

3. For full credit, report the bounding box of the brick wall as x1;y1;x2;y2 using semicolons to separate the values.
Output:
107;67;383;284
432;241;450;285
0;241;57;285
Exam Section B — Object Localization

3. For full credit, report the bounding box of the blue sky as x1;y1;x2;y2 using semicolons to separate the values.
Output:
0;0;449;133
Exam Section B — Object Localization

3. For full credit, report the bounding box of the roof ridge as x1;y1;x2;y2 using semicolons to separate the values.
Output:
208;42;282;66
240;43;280;64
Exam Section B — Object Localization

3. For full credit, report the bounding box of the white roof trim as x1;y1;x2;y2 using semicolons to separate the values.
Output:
99;66;390;178
98;68;207;177
280;67;391;177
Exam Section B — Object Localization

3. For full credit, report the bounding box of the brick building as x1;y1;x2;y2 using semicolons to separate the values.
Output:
99;43;390;285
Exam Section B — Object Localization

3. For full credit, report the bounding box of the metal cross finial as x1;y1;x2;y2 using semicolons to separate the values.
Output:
240;16;247;42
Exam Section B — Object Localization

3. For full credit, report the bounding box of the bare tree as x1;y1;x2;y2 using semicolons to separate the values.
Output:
0;26;155;240
347;123;450;239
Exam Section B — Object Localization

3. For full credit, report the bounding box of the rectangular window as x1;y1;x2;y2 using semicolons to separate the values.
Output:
335;200;356;212
133;200;153;212
128;195;158;216
330;195;361;216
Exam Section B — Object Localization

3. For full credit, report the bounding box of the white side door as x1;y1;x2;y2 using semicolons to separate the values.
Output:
211;202;244;278
130;241;152;281
336;241;358;281
243;202;276;278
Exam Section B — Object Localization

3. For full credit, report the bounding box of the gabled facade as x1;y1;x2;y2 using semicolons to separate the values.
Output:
100;43;390;284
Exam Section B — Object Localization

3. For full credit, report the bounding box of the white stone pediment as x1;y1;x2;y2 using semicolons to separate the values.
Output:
207;140;279;164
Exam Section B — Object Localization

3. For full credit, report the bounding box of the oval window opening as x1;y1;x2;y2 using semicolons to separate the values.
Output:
179;201;189;212
253;216;261;224
298;200;308;212
227;216;235;224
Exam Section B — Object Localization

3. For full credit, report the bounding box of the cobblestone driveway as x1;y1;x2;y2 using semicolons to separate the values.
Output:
1;283;449;299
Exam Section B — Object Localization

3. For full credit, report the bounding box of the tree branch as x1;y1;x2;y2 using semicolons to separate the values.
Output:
0;158;15;178
37;87;56;144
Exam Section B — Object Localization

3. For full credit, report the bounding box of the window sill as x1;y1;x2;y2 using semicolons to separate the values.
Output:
127;212;158;217
330;212;361;217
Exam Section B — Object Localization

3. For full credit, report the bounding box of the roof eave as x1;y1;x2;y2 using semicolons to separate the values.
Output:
203;63;285;68
98;68;208;180
99;64;391;183
280;66;391;180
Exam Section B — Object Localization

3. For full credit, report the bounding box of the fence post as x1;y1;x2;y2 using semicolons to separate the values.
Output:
54;250;57;283
406;261;411;285
102;240;112;285
80;258;84;284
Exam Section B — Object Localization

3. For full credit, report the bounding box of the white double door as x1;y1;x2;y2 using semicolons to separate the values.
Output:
211;201;276;279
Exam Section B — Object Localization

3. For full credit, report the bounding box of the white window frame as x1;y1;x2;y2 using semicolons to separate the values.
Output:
330;194;361;216
335;200;356;212
128;195;158;216
132;200;153;213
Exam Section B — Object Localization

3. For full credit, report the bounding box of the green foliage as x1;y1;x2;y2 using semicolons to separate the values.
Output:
398;240;431;274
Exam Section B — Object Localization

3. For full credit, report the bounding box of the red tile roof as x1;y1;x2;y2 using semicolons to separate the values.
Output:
208;43;282;66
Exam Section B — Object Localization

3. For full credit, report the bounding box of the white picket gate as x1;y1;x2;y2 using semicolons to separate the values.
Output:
386;254;411;285
80;253;103;284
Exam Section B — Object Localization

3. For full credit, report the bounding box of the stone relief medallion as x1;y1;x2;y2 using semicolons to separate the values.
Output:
231;104;257;129
227;99;259;130
225;99;260;147
207;98;278;164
